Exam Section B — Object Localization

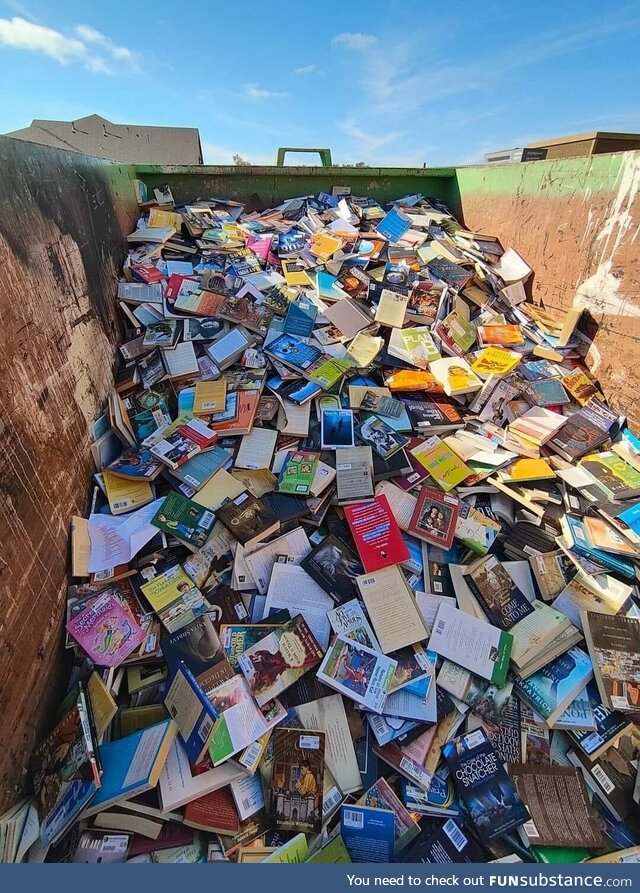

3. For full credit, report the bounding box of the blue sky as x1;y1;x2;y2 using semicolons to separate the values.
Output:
1;0;640;166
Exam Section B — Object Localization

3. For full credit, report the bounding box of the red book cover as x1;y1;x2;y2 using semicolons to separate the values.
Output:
183;785;241;834
164;273;198;302
343;494;410;573
408;486;460;549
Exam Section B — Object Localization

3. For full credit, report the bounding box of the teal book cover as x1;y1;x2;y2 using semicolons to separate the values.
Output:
513;647;593;723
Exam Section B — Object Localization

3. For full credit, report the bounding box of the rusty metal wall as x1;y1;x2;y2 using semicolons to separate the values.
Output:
455;152;640;427
0;136;139;810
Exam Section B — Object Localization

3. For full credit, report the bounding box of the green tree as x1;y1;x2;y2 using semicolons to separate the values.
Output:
233;154;251;166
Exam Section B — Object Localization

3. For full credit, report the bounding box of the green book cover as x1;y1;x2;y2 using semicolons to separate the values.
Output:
277;451;319;496
262;832;309;863
151;492;216;548
532;846;590;864
307;834;352;863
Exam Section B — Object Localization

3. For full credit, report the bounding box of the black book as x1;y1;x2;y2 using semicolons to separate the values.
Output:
262;491;310;524
400;819;487;864
569;680;635;761
216;491;280;549
300;531;364;605
442;728;530;843
373;447;412;482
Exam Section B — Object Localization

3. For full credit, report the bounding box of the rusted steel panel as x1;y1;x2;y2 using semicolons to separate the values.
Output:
456;153;640;427
0;136;138;810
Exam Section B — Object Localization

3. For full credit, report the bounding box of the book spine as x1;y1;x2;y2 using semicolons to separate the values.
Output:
490;632;513;686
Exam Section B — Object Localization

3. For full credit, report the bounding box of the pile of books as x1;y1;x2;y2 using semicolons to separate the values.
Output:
6;185;640;865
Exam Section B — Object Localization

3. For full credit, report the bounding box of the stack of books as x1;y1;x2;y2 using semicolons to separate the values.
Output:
10;185;640;866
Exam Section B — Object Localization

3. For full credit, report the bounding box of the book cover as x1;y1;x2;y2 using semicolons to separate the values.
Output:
105;449;163;481
340;804;395;863
267;728;325;832
140;562;210;634
358;777;420;854
400;819;487;864
355;415;409;460
301;532;365;604
317;635;397;712
442;728;530;843
31;685;101;845
429;357;482;397
510;764;602;848
580;451;640;500
220;622;289;669
582;612;640;712
66;590;146;667
164;663;218;764
237;614;324;707
151;493;215;548
464;555;535;630
408;487;460;549
83;720;178;817
471;347;521;377
569;681;634;760
428;602;513;686
276;450;319;496
306;834;352;863
183;785;240;835
513;647;594;727
160;614;228;680
216;490;280;548
414;435;471;492
327;599;381;651
356;565;427;654
344;495;409;573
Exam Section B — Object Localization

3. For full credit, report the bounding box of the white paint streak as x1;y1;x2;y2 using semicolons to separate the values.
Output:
573;152;640;317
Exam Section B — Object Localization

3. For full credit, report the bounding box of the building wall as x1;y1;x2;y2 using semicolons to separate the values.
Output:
455;151;640;426
0;136;139;810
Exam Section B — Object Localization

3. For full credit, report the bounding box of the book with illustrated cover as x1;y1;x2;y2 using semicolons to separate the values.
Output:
358;777;420;854
317;635;397;713
301;533;364;604
151;493;216;548
276;450;319;496
267;728;326;833
140;562;211;634
569;681;635;760
216;490;280;549
327;599;380;650
581;612;640;712
579;451;640;501
464;554;535;630
66;590;146;666
413;435;471;492
220;622;289;669
31;685;101;845
408;487;460;549
105;448;163;481
237;614;324;707
513;648;594;727
442;728;530;843
208;674;287;766
164;662;218;764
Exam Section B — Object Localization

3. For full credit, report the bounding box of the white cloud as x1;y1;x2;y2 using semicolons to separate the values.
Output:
332;32;377;51
338;117;404;154
243;82;289;99
0;16;138;73
294;63;320;74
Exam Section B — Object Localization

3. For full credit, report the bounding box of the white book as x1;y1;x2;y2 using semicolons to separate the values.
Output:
297;694;362;795
262;564;333;649
234;428;278;471
428;602;513;685
243;528;311;595
327;599;381;652
162;342;199;378
158;739;247;813
374;481;417;531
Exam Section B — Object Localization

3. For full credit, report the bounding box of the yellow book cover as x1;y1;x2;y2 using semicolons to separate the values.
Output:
103;470;153;515
346;333;384;367
415;436;471;492
262;833;309;863
471;346;521;377
309;232;343;260
193;468;246;510
140;564;198;613
503;458;556;482
193;380;227;415
374;289;409;327
282;260;313;287
86;671;118;736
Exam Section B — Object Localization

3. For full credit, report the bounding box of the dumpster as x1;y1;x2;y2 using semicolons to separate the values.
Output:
1;133;639;855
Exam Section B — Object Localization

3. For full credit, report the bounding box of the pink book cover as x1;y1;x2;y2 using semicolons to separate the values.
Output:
66;590;146;667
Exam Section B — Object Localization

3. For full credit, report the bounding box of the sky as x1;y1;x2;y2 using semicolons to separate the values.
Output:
1;0;640;167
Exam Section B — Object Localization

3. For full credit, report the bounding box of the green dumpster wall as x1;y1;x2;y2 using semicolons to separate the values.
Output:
1;134;639;813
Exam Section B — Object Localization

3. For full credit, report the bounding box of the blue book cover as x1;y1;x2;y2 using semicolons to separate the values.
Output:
513;647;593;726
340;804;395;863
442;728;530;843
266;334;323;371
376;207;411;242
167;445;229;492
164;662;218;764
564;514;635;578
83;719;177;816
283;299;318;338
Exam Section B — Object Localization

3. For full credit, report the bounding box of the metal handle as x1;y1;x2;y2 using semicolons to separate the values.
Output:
276;147;332;167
